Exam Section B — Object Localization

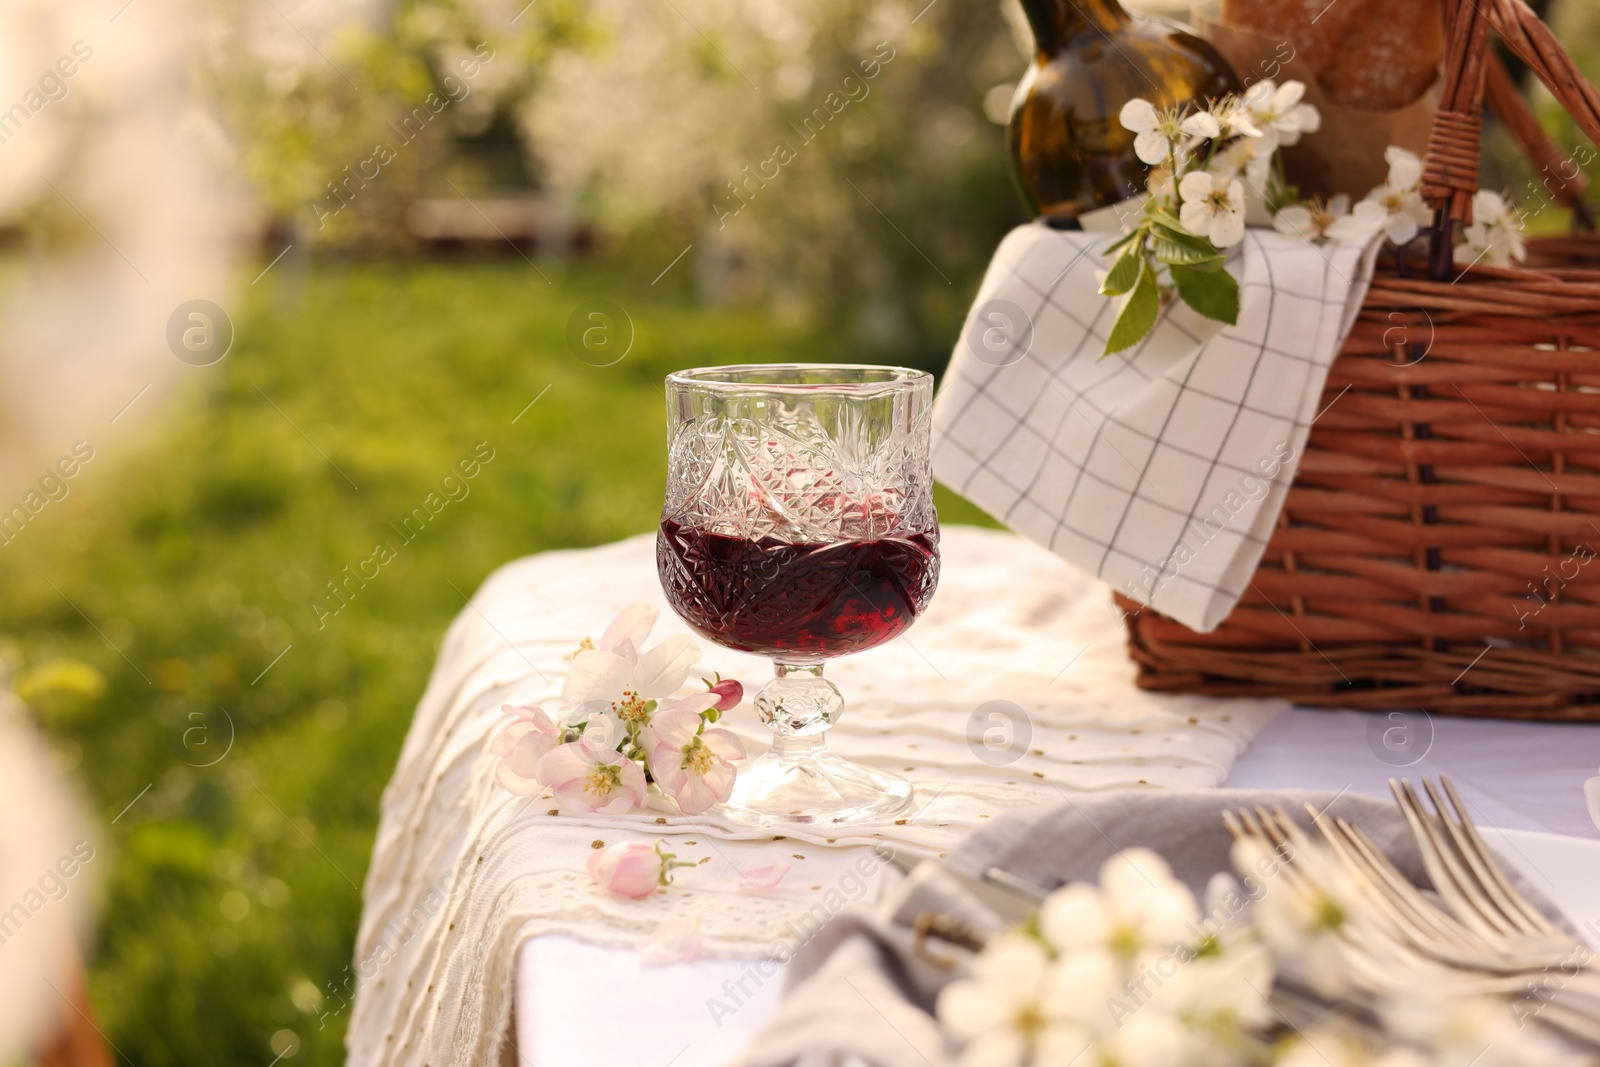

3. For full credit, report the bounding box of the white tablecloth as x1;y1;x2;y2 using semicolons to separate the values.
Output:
516;705;1600;1067
1226;706;1600;840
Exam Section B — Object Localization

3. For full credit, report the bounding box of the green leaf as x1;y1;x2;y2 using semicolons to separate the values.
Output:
1170;263;1240;324
1147;220;1215;253
1146;206;1187;232
1102;261;1160;357
1099;240;1145;296
1150;232;1224;267
1100;227;1143;258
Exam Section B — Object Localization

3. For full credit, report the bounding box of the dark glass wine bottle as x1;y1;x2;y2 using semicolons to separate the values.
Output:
1008;0;1239;223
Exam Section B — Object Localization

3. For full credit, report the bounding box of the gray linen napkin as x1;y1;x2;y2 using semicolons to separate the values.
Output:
731;789;1574;1067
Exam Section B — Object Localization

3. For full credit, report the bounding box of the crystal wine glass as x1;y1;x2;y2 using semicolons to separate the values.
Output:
656;364;939;826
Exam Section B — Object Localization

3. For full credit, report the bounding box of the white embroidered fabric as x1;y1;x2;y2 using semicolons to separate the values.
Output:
345;526;1281;1065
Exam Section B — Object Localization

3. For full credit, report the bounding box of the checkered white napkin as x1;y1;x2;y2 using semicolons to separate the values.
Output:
932;222;1381;633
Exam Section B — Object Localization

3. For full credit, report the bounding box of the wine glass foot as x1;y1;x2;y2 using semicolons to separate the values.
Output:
720;743;913;827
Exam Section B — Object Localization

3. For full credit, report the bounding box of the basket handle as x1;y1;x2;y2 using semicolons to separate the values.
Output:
1484;51;1593;229
1422;0;1600;276
1488;0;1600;146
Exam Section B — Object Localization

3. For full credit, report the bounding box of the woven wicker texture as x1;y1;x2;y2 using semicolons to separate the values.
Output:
1121;0;1600;720
1122;246;1600;720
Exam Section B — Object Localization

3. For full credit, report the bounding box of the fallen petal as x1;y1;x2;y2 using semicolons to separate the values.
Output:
639;917;705;964
735;862;791;893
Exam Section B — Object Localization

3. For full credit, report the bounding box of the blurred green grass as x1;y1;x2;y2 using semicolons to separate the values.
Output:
0;256;993;1065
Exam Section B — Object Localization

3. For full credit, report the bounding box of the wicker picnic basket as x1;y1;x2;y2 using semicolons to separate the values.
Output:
1119;0;1600;721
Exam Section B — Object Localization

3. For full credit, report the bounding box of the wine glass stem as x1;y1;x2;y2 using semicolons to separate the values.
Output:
768;733;826;760
755;661;845;741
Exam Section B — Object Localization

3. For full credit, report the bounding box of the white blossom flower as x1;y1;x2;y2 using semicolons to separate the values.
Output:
1273;195;1352;243
1384;145;1425;191
1320;146;1430;245
1275;1025;1414;1067
1039;848;1200;966
1180;109;1222;141
1323;202;1385;244
1094;1013;1194;1067
1167;939;1276;1034
1243;80;1321;146
1382;993;1587;1067
1177;171;1247;248
1199;871;1257;940
1208;96;1263;140
1454;189;1526;268
1342;193;1429;245
1209;128;1278;197
1233;837;1355;998
937;934;1099;1067
1120;99;1216;166
561;604;700;734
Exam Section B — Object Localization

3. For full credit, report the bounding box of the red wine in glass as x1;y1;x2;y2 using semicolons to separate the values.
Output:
657;520;939;660
659;363;936;825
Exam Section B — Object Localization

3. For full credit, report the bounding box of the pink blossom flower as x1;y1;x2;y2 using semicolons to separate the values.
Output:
707;678;743;712
591;603;659;658
565;605;700;734
735;862;791;894
536;727;648;814
643;704;746;815
587;841;668;899
490;703;562;795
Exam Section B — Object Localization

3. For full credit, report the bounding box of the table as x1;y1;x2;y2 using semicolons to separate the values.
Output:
344;525;1600;1065
513;679;1600;1066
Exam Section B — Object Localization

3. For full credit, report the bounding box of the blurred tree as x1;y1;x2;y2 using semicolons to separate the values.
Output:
518;0;1031;367
202;0;598;251
1535;0;1599;224
206;0;1033;367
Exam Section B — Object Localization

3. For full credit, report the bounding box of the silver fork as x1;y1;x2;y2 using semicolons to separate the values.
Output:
1229;798;1600;1048
1235;806;1548;975
1310;808;1583;973
1388;776;1573;945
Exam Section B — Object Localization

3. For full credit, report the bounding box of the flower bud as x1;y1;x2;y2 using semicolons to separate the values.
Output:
707;678;743;711
586;841;666;899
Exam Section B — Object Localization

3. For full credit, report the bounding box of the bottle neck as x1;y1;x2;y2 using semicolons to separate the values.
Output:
1018;0;1130;54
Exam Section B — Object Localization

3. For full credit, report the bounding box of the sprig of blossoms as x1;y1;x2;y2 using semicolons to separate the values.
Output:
490;604;745;815
938;849;1276;1067
1100;82;1318;356
1454;189;1527;268
936;837;1570;1067
1273;146;1428;247
1272;146;1527;270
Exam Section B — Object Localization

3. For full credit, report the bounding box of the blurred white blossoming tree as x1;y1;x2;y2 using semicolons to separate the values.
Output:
202;0;594;246
516;0;1028;362
210;0;1030;365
